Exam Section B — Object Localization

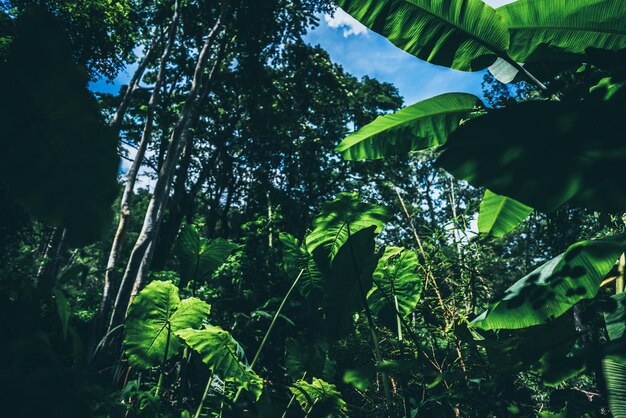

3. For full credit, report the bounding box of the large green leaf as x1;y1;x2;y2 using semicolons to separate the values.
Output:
306;193;389;269
478;190;533;238
323;226;382;337
605;293;626;341
335;0;509;72
290;378;348;418
176;325;263;400
437;100;626;213
335;93;483;160
177;223;236;288
500;0;626;64
466;315;578;373
368;247;423;329
124;281;211;369
602;292;626;417
0;9;118;245
604;358;626;418
471;234;626;330
280;233;324;300
285;337;336;381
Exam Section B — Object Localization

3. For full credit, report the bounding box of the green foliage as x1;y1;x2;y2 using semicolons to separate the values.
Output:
177;223;236;288
478;190;533;238
0;9;118;244
335;0;509;72
500;0;626;64
368;246;423;329
472;234;626;330
175;325;263;400
335;93;483;160
290;377;348;418
306;192;389;269
279;233;323;300
437;100;626;212
603;358;626;418
125;281;211;369
471;315;578;372
605;293;626;341
52;288;70;339
284;337;336;381
323;226;381;337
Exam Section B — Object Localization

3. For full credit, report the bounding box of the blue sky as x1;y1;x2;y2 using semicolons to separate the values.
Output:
305;0;515;105
305;11;487;105
92;0;515;104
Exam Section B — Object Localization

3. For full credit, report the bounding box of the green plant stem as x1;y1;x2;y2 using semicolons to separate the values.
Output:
281;372;307;418
155;371;164;397
304;398;320;418
156;325;172;397
194;369;215;418
233;269;305;403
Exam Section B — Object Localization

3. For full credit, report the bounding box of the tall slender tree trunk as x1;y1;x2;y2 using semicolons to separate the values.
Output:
109;29;162;131
108;5;228;331
35;227;66;291
127;35;231;300
97;2;181;337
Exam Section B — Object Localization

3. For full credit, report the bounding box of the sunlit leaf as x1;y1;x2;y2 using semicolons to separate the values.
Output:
306;192;389;269
368;247;423;329
280;233;324;300
290;377;348;418
500;0;626;64
471;234;626;330
335;0;509;71
478;190;533;238
176;325;263;400
336;93;483;160
124;281;211;369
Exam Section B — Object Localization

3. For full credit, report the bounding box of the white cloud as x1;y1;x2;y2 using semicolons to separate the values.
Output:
324;8;368;37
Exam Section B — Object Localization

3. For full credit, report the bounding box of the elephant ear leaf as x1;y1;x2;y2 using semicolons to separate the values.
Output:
177;223;236;287
478;190;533;238
500;0;626;64
124;281;211;369
323;226;382;337
471;234;626;330
290;377;348;418
279;233;324;301
335;0;509;72
336;93;483;160
368;247;423;330
176;325;263;400
306;192;389;269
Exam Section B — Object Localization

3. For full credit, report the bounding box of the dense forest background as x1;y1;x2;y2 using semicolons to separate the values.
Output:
0;0;625;417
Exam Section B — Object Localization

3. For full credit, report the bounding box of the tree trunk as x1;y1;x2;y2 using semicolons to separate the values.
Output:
127;34;231;294
97;1;181;336
108;6;227;331
35;227;66;291
109;29;162;131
